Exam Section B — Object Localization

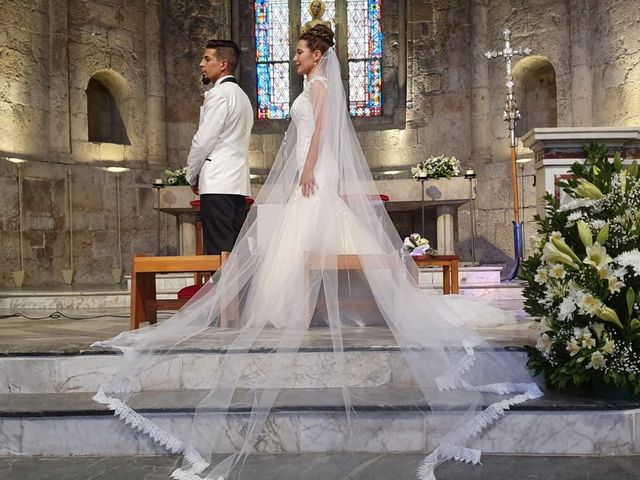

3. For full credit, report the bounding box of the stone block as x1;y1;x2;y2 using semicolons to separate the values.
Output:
22;178;52;215
249;151;265;169
249;133;263;152
99;143;126;161
72;185;105;214
121;7;146;32
178;123;198;150
69;112;88;142
87;4;123;29
107;30;135;51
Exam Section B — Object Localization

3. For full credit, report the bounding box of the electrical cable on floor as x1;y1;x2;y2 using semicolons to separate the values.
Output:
0;311;132;321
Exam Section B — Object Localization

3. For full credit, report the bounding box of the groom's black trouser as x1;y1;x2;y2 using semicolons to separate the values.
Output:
199;194;247;255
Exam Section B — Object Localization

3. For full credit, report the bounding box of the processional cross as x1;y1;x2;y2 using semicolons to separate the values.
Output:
485;28;532;280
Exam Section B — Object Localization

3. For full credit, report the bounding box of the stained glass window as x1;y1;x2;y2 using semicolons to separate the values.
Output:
347;0;383;117
254;0;384;121
255;0;290;119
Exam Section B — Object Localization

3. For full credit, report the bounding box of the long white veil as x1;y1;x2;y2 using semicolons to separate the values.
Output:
93;49;542;480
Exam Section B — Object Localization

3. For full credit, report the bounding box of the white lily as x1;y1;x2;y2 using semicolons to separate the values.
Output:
601;338;615;355
577;293;602;317
549;264;566;280
534;268;549;285
536;333;554;354
583;242;612;271
586;351;606;370
566;338;581;357
607;276;625;294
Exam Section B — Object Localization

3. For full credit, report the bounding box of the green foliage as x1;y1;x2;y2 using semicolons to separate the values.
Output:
523;143;640;396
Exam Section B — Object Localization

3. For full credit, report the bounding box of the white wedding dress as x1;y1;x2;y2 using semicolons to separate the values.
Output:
93;49;542;480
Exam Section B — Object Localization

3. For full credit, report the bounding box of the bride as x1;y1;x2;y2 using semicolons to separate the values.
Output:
94;25;542;480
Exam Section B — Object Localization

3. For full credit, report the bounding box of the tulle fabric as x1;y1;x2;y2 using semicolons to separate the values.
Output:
93;49;542;479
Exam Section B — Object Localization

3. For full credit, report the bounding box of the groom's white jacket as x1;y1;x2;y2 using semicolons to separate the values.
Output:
186;75;254;196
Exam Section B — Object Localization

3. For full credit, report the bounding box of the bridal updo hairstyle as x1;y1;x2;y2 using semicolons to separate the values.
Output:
299;24;335;54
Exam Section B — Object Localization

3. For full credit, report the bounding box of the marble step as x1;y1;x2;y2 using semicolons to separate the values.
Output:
1;453;639;480
124;266;506;291
1;388;638;457
0;283;523;310
0;347;529;394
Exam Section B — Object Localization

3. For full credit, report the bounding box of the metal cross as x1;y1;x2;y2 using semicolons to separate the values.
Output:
485;28;533;148
484;28;532;280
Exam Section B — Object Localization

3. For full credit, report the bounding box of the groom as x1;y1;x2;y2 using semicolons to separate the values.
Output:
186;39;254;255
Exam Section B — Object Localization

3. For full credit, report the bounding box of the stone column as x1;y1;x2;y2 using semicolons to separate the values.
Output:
569;0;592;127
48;0;71;158
436;206;456;255
145;0;166;164
177;214;197;255
469;0;491;162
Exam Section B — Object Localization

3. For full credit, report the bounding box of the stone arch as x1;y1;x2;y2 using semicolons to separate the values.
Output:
86;70;131;145
513;56;557;138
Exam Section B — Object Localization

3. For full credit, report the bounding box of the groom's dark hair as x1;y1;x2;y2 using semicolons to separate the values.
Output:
205;39;240;73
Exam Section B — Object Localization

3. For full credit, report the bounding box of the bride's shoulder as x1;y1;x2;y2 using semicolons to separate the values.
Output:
305;76;329;91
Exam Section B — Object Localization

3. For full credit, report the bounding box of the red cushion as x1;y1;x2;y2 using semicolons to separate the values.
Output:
245;197;255;207
341;194;390;203
177;284;204;300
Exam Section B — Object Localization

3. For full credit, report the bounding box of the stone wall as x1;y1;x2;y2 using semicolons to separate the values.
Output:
590;0;640;126
0;160;174;287
0;0;172;287
2;0;640;286
0;0;50;159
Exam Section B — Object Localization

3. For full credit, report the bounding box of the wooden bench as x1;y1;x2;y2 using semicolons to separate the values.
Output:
130;254;228;329
409;255;460;294
304;253;402;321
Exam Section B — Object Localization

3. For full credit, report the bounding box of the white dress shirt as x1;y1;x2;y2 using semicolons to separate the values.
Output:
186;75;254;196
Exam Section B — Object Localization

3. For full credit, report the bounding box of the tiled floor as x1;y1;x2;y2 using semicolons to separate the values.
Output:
0;453;638;480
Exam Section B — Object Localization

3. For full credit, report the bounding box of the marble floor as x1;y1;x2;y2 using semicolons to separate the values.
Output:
0;453;639;480
0;302;536;355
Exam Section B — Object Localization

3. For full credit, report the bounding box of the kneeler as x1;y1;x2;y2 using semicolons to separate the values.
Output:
168;196;256;328
130;254;231;330
302;194;392;323
303;254;402;325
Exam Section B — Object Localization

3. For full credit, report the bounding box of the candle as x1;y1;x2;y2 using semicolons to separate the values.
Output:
465;169;475;176
154;178;162;184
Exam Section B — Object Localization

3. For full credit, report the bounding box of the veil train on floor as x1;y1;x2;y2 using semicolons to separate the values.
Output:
93;48;542;480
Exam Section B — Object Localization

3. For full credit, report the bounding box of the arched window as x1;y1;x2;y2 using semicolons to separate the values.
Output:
254;0;384;119
86;77;130;145
513;56;557;137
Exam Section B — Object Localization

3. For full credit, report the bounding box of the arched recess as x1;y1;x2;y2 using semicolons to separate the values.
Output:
86;70;131;145
513;56;558;138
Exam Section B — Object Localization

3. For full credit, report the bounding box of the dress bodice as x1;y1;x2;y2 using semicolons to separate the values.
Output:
290;85;315;169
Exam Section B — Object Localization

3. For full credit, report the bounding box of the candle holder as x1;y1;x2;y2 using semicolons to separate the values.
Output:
464;169;478;265
416;174;428;237
7;157;27;287
152;178;165;255
61;168;74;285
104;167;130;283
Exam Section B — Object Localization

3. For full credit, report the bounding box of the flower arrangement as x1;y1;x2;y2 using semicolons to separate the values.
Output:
411;155;462;180
523;143;640;395
403;233;438;256
164;167;189;186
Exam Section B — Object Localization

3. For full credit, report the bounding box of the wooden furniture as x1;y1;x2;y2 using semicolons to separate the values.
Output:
410;255;460;294
130;254;228;330
304;254;401;321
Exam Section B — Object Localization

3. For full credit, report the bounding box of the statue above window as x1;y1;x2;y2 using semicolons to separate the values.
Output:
301;0;332;34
